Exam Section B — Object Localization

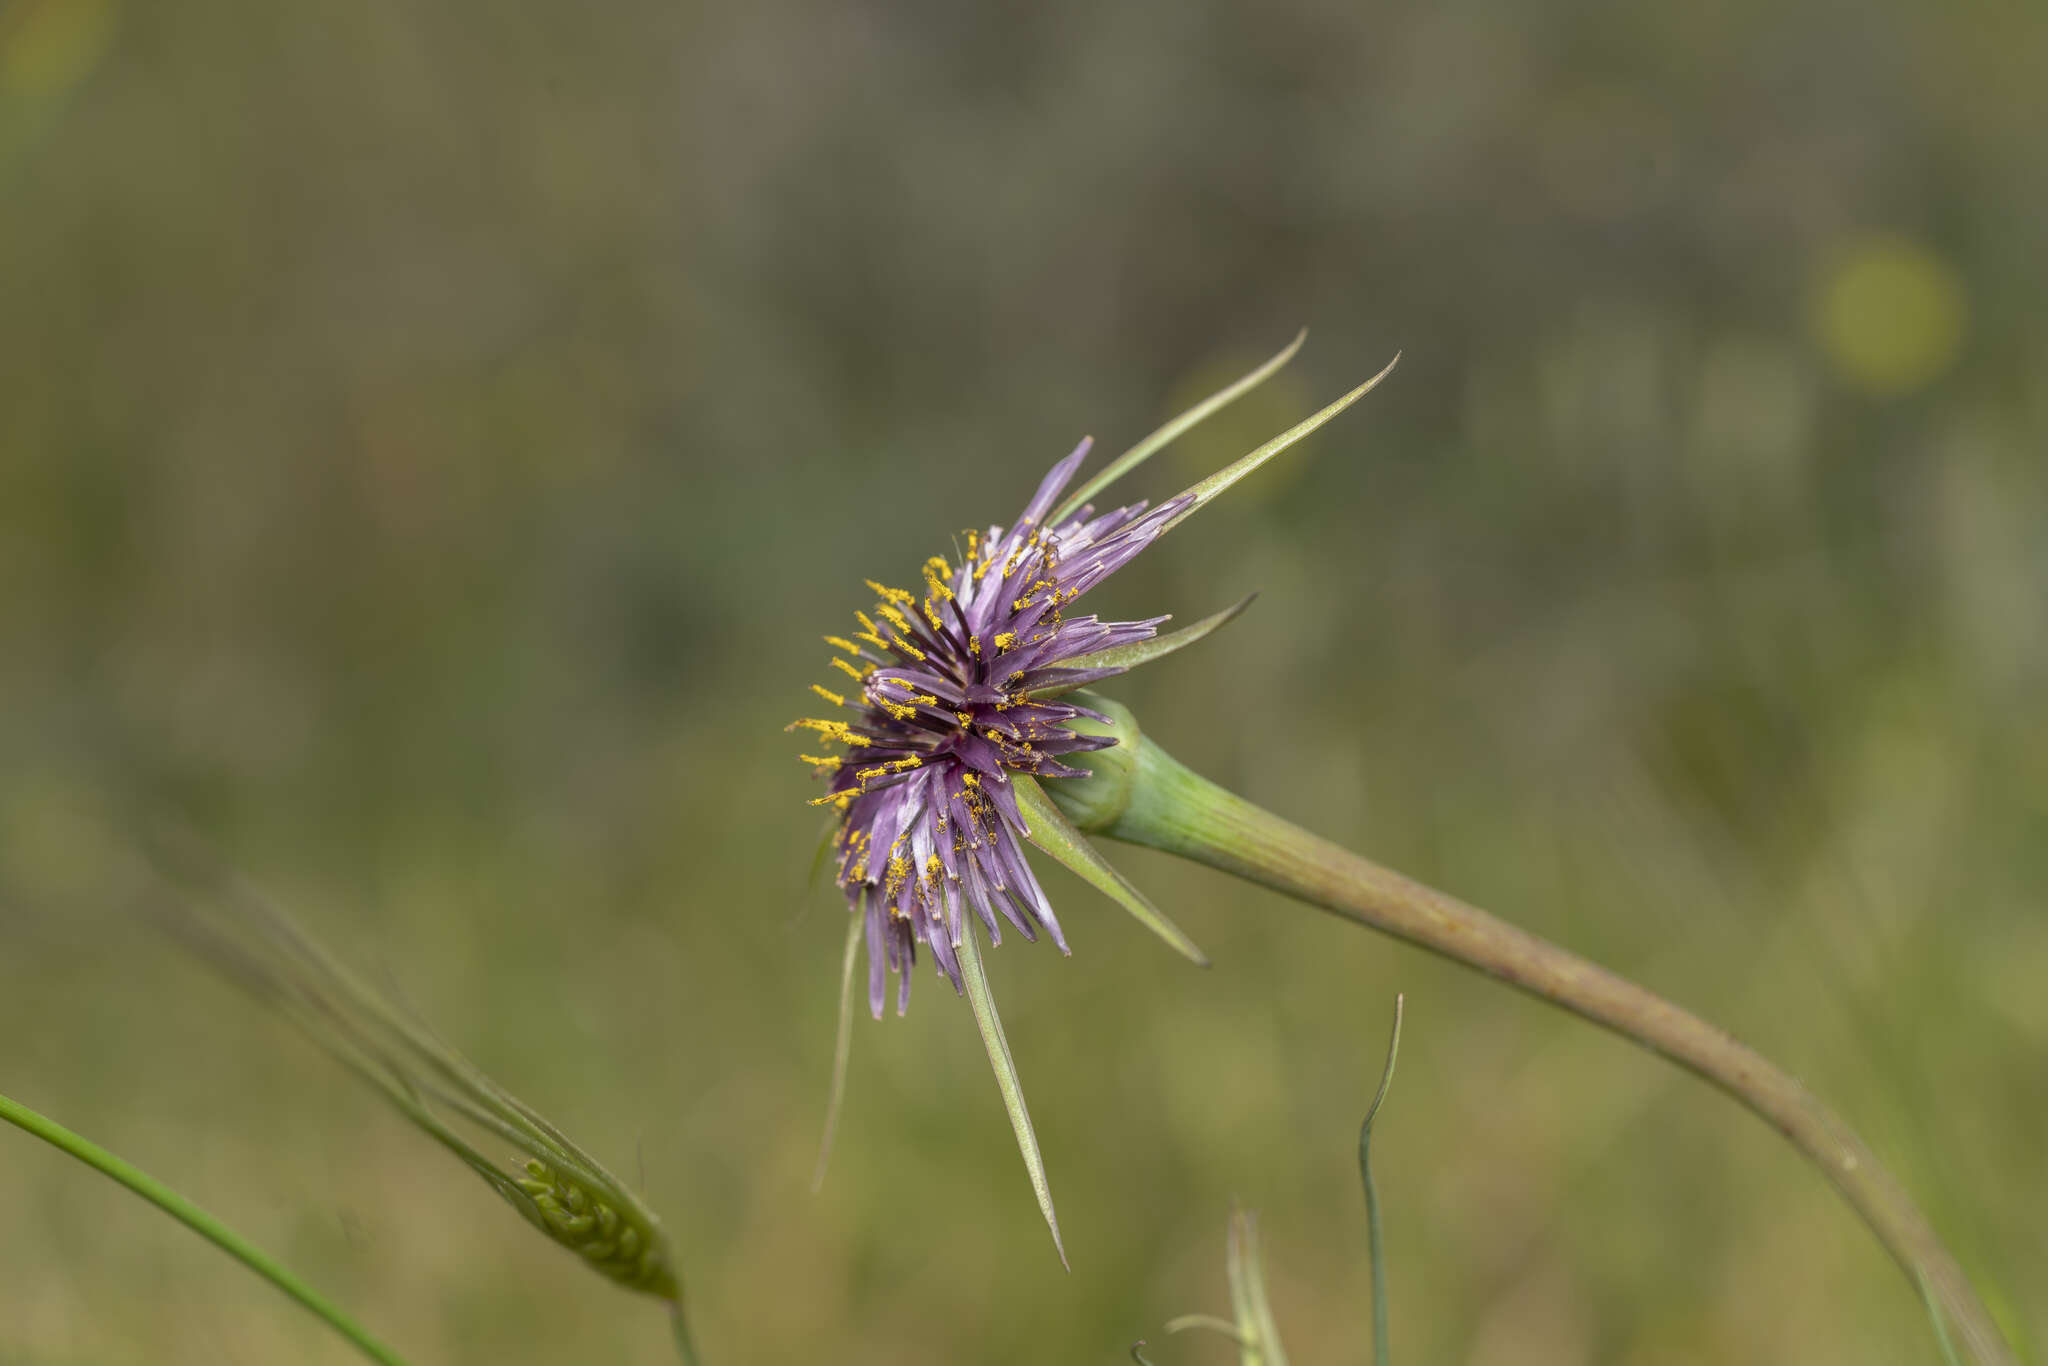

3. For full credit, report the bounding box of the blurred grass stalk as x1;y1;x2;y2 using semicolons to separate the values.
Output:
1055;699;2016;1366
0;1088;413;1366
149;854;703;1365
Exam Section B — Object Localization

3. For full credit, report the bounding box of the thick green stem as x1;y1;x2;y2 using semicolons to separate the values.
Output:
0;1089;413;1366
1055;703;2014;1366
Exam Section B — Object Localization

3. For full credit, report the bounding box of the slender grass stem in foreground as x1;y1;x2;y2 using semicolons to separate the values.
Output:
1052;697;2016;1366
0;1090;413;1366
1359;995;1404;1366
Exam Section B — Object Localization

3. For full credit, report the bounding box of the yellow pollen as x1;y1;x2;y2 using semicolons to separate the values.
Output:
824;634;860;653
867;579;916;605
797;753;839;767
810;684;846;707
830;657;868;683
993;632;1017;651
876;602;913;633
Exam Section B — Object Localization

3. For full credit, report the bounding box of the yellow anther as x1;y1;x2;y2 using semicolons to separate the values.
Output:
810;684;846;707
866;580;916;606
993;632;1017;652
824;634;861;654
876;602;912;633
830;657;868;683
797;754;839;767
808;792;853;808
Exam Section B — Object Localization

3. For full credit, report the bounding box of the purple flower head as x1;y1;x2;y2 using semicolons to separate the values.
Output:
793;439;1191;1017
792;339;1396;1251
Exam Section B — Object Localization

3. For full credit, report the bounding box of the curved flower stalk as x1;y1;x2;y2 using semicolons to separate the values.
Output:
794;335;1398;1259
1051;697;2015;1366
792;337;2013;1363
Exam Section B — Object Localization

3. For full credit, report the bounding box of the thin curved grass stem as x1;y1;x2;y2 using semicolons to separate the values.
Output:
669;1302;705;1366
0;1090;413;1366
811;913;864;1192
1359;995;1404;1366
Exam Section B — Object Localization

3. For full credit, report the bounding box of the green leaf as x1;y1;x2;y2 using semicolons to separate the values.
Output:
1050;330;1307;526
955;925;1067;1269
810;913;864;1192
1157;354;1400;538
1012;774;1208;967
1036;594;1257;697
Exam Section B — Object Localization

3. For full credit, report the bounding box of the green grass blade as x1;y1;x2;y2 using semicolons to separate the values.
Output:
1050;330;1307;526
1245;1211;1292;1366
1921;1273;1967;1366
1359;994;1406;1366
1012;773;1208;966
1036;595;1257;698
810;912;864;1192
954;924;1067;1269
0;1090;414;1366
1226;1209;1290;1366
1163;1313;1247;1341
1156;354;1400;538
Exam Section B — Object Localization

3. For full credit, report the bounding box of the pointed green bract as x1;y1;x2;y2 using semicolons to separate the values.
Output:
1050;330;1308;526
1012;773;1208;966
955;925;1068;1269
1038;595;1258;698
807;816;840;893
1156;353;1400;538
811;913;864;1192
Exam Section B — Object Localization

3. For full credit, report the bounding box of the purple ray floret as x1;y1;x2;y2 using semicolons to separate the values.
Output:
791;439;1191;1017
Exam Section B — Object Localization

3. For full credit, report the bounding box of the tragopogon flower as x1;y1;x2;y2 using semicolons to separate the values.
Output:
794;439;1193;1016
794;334;1396;1258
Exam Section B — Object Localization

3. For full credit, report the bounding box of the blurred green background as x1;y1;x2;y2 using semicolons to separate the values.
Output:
2;0;2043;1362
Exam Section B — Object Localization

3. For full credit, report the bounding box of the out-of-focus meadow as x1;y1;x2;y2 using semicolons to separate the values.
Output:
2;1;2044;1362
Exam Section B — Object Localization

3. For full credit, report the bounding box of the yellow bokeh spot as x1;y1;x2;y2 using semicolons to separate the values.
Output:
0;0;116;102
1812;235;1967;397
